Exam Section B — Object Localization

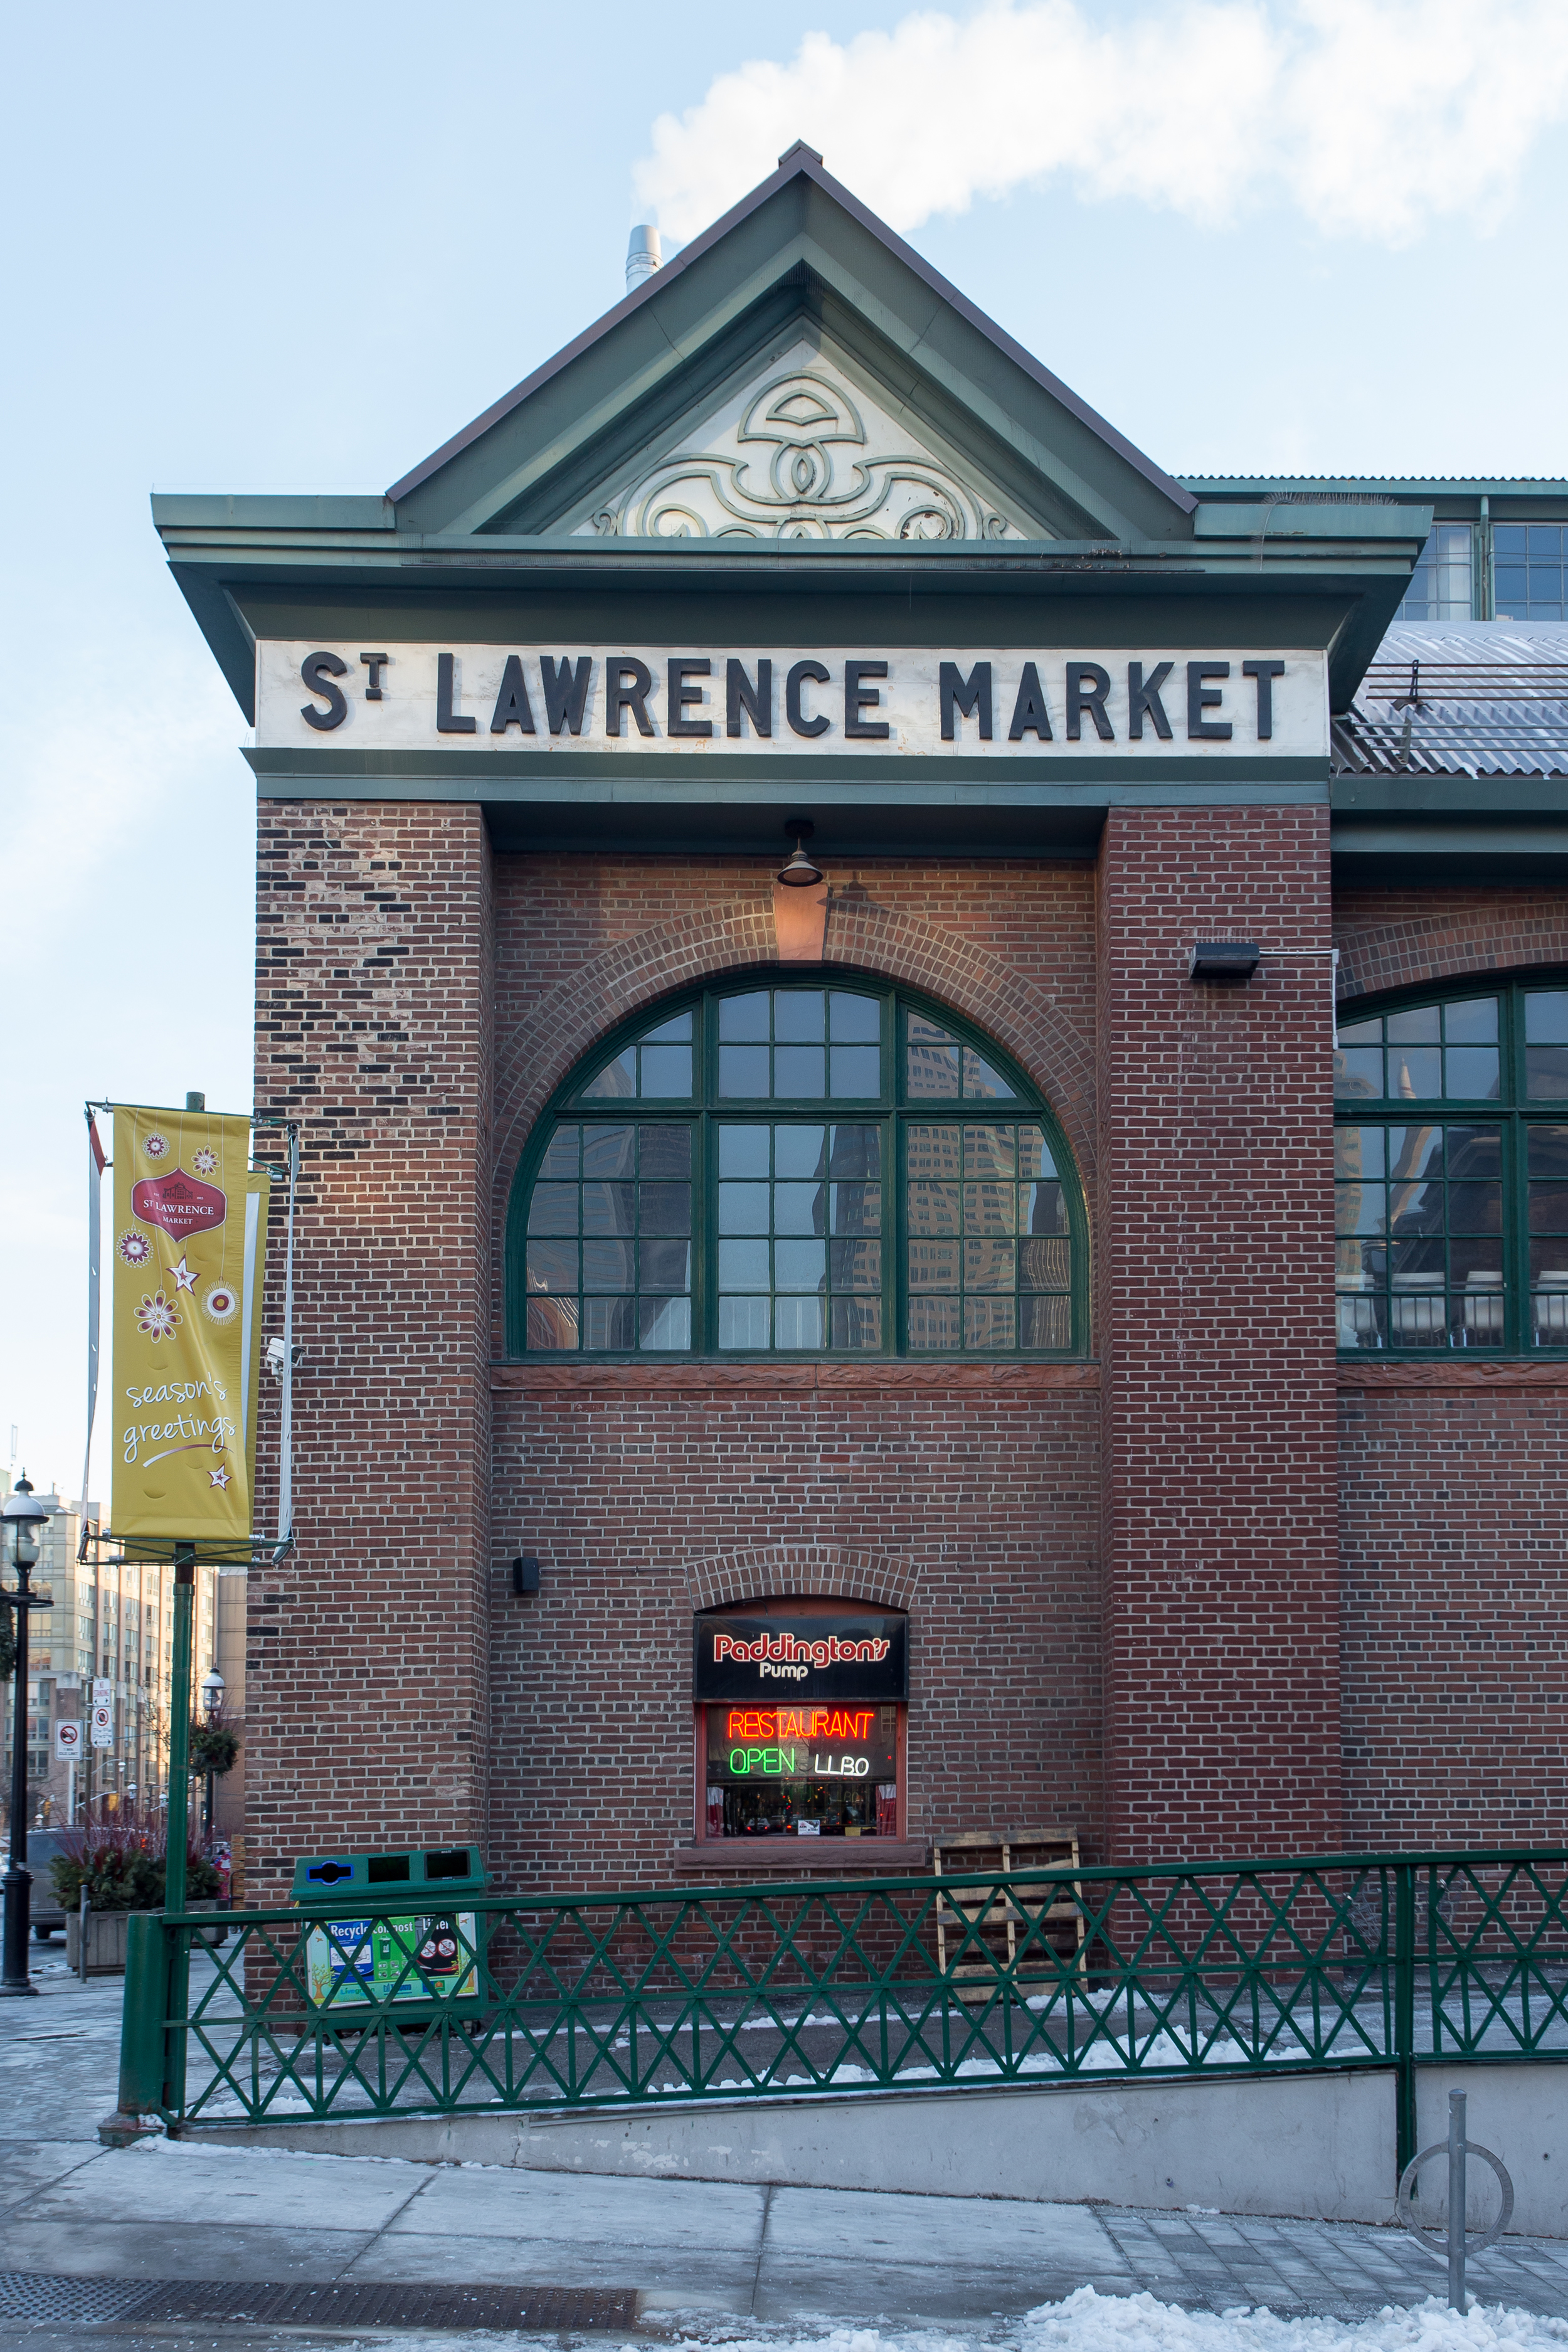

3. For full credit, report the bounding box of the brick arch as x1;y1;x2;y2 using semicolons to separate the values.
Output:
684;1544;918;1614
492;888;1098;1246
1335;894;1568;1007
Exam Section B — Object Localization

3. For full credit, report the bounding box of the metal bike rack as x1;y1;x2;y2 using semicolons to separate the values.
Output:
1397;2089;1515;2309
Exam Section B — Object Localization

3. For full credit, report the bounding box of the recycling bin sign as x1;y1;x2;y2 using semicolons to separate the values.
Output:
304;1910;480;2011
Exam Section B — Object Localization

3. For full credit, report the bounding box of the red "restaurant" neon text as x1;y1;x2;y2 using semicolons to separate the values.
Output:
724;1708;877;1742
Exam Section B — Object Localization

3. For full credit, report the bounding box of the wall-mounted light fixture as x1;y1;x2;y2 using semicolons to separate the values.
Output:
1189;941;1261;982
511;1556;541;1596
777;818;824;888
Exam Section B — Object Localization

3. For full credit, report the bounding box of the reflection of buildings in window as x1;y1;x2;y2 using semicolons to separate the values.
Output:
516;985;1080;1355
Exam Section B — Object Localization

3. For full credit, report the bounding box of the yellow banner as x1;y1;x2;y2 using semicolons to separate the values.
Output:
111;1107;270;1544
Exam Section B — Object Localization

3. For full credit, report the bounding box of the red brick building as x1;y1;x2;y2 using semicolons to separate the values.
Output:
156;149;1568;1904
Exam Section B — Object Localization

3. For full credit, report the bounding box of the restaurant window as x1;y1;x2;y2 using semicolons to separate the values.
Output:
693;1601;908;1843
1335;977;1568;1351
507;983;1084;1357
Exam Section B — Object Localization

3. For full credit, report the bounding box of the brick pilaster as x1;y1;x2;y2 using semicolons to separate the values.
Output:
246;802;492;1903
1096;807;1340;1860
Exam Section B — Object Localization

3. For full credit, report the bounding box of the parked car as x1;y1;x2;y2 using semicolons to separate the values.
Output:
26;1831;66;1937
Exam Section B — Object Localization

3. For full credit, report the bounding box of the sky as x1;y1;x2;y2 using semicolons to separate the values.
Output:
3;0;1567;1499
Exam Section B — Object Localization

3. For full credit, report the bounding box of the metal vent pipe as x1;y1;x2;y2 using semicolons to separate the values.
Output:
625;225;662;292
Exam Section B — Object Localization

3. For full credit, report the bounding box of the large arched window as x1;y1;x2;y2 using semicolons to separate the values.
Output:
1335;975;1568;1352
507;982;1086;1358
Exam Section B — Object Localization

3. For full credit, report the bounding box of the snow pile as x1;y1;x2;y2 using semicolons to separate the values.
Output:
1022;2286;1568;2350
655;2295;1568;2352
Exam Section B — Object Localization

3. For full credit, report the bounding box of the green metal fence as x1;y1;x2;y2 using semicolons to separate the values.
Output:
116;1850;1568;2173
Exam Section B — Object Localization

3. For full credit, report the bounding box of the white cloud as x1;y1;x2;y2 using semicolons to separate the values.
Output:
635;0;1568;248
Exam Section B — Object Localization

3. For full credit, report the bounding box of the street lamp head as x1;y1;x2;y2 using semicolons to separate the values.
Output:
201;1669;225;1718
3;1478;46;1573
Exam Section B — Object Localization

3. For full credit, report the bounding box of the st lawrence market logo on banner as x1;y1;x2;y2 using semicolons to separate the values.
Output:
112;1107;269;1543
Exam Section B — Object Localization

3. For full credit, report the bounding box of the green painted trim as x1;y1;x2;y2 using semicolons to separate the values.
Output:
1189;476;1568;501
1333;782;1568;816
504;978;1089;1362
1194;503;1432;541
245;746;1329;792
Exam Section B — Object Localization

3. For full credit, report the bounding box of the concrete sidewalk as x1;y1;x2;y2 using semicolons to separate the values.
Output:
4;1949;1568;2343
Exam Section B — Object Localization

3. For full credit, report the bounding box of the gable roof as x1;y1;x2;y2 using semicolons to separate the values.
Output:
386;142;1198;544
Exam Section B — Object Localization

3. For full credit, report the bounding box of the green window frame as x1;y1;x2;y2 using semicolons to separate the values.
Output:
506;980;1087;1359
1335;975;1568;1353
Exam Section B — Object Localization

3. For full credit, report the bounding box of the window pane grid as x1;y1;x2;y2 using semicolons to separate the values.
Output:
1494;522;1568;623
516;985;1082;1357
1335;980;1568;1353
1396;523;1473;623
581;1010;695;1102
524;1121;693;1352
904;1122;1069;1352
717;1122;884;1352
1334;997;1500;1105
1335;1122;1503;1352
716;988;883;1102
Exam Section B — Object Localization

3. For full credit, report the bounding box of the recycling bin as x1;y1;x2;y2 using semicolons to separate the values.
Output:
292;1845;489;2025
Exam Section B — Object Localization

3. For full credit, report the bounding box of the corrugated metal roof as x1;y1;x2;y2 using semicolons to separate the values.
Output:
1333;623;1568;778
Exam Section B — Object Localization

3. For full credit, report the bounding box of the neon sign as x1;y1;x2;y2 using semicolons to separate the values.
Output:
694;1613;908;1701
727;1745;874;1779
725;1708;876;1742
707;1701;896;1788
711;1631;890;1667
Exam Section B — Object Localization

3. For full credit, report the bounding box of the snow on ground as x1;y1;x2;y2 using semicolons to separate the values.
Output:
653;2300;1568;2352
383;2300;1568;2352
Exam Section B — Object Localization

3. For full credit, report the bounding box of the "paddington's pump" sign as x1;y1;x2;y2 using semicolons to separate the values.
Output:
258;642;1327;761
693;1614;909;1702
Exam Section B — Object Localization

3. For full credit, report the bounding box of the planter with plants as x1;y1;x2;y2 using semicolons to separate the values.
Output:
50;1824;225;1976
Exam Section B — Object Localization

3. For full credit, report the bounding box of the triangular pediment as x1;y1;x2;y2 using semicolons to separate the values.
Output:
389;148;1196;546
565;332;1036;543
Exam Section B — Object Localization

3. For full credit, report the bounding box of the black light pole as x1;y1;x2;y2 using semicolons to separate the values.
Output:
1;1479;51;1997
199;1669;224;1838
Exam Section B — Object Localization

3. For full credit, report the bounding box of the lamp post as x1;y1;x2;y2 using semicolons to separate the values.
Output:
199;1668;224;1838
1;1479;52;1996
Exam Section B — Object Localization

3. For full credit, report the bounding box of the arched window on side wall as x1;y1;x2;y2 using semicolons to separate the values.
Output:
506;980;1088;1359
1335;975;1568;1352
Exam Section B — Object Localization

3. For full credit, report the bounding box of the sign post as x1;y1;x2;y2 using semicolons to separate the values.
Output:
55;1720;82;1827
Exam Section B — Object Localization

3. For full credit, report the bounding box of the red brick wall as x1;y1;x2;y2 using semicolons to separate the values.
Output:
1097;807;1342;1860
246;800;492;1905
239;812;1568;1894
1338;1368;1568;1846
485;854;1105;1888
1333;889;1568;1848
1336;889;1568;1005
489;1364;1103;1890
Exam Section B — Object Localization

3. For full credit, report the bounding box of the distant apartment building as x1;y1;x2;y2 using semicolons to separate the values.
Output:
2;1483;234;1828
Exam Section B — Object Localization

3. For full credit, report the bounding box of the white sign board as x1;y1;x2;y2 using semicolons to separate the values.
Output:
54;1720;82;1759
90;1703;113;1751
92;1678;112;1707
257;642;1328;763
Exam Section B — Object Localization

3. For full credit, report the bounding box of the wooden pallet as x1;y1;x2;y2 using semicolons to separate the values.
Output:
933;1827;1085;2001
